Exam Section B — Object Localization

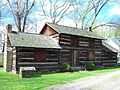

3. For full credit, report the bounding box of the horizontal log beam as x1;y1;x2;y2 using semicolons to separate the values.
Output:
18;62;58;65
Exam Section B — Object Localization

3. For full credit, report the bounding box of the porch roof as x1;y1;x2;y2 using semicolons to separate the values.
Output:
45;22;104;39
102;41;119;52
8;32;61;49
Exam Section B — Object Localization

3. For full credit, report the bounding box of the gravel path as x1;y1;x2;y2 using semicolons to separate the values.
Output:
47;71;120;90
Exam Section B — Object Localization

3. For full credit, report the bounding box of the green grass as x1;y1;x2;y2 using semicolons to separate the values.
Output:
0;67;120;90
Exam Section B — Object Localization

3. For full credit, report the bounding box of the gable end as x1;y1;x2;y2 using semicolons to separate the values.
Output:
40;24;58;36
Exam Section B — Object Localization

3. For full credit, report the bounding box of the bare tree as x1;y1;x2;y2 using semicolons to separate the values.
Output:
7;0;35;32
68;0;110;30
39;0;73;24
0;1;8;23
0;1;8;52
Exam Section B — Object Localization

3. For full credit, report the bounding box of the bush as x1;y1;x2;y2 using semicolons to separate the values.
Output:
60;63;70;72
85;61;96;71
117;63;120;67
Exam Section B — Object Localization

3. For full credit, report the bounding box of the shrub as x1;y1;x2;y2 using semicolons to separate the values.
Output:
85;61;96;71
60;63;70;72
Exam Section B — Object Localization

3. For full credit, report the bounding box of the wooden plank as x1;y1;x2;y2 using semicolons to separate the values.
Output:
60;50;70;52
102;60;117;63
17;48;34;52
35;66;58;69
102;63;116;66
79;37;90;41
46;56;58;59
17;52;34;58
94;57;101;59
60;37;71;41
94;49;102;51
95;45;101;48
46;58;58;61
94;51;101;54
78;58;87;61
61;54;70;57
95;39;101;42
17;62;59;70
59;41;71;45
79;41;89;47
59;60;71;64
46;53;57;56
79;53;87;56
50;34;59;38
60;34;71;38
79;57;87;59
78;54;88;57
60;57;70;61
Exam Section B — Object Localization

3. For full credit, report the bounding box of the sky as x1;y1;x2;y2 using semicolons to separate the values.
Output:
0;0;120;34
1;0;120;31
0;0;120;53
0;1;120;31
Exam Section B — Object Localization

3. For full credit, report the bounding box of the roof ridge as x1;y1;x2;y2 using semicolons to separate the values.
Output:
45;22;104;39
46;22;84;30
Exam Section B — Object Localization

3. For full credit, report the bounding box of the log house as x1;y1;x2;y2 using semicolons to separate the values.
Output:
3;23;118;73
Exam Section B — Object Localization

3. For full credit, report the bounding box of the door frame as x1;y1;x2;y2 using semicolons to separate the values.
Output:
72;50;78;66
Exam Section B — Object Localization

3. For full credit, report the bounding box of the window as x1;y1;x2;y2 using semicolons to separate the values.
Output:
34;50;46;61
71;36;79;46
108;53;112;60
88;50;94;60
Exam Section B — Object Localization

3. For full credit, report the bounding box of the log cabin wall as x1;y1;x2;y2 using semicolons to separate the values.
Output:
59;34;72;66
102;51;117;67
15;47;59;72
59;49;71;65
59;33;102;67
93;39;102;67
40;23;117;68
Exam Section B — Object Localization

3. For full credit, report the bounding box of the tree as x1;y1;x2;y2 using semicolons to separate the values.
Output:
113;19;120;38
0;1;8;52
114;25;120;38
39;0;73;24
68;0;110;30
7;0;35;32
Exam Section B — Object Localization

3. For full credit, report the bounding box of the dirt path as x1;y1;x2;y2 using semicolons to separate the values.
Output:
47;71;120;90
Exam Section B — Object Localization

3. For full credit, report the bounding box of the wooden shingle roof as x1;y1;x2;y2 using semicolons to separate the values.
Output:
46;22;104;39
8;32;61;49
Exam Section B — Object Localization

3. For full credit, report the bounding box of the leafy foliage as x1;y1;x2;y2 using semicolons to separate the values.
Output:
85;61;96;71
115;25;120;38
60;63;70;72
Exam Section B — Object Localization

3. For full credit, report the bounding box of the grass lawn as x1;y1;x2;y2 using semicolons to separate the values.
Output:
0;67;120;90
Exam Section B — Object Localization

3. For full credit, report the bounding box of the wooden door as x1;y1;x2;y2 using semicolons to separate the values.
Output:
72;50;78;66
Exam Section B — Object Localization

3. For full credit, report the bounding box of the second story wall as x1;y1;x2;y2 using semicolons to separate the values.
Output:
59;33;102;49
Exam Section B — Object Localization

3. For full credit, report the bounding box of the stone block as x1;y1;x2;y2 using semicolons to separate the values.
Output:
19;67;36;78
